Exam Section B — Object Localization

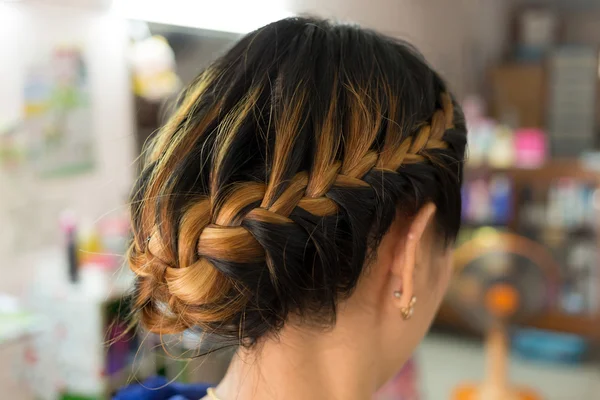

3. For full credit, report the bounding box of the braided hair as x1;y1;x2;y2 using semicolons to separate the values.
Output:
128;17;467;345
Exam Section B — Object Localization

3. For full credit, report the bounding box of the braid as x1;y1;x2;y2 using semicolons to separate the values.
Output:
127;18;467;344
129;91;458;336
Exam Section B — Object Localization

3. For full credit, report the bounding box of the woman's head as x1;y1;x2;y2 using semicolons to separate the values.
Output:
129;17;466;380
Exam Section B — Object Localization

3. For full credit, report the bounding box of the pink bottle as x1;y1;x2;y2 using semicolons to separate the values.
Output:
514;128;547;168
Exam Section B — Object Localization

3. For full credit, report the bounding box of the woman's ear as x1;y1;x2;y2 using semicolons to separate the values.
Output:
390;202;436;314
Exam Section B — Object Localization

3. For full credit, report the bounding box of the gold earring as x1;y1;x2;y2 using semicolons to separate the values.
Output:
400;296;417;320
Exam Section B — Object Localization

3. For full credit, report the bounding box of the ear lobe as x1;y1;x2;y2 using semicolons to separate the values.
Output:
391;202;436;312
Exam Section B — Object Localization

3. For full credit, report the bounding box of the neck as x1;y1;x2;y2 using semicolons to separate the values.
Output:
215;315;382;400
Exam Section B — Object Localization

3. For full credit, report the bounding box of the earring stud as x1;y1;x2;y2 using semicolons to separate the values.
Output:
400;296;417;320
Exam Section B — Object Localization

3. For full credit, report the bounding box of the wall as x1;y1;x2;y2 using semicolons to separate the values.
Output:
288;0;513;98
562;11;600;44
142;0;513;100
169;30;240;84
512;0;600;45
0;2;135;295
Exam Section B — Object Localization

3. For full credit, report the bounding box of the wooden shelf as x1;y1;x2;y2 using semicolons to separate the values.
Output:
465;159;600;184
528;312;600;340
435;304;600;341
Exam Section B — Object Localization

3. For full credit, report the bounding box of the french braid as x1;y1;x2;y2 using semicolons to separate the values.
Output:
127;18;467;344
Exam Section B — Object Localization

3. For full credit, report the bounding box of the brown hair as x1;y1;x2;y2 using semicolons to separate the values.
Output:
128;17;467;345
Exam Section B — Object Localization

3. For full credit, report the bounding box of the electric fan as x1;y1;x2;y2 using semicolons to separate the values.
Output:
447;228;561;400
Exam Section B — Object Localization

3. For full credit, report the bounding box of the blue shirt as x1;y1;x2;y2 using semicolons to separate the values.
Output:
114;376;209;400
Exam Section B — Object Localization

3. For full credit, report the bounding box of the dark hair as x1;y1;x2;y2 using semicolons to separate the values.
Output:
128;17;467;346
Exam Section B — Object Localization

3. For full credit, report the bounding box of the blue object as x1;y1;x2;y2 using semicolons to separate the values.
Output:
512;328;588;364
489;176;511;225
113;376;209;400
514;45;546;62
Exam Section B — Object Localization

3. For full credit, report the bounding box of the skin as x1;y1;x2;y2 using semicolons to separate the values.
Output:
205;202;453;400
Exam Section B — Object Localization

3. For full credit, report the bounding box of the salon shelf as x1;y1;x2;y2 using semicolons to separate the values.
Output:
434;158;600;341
527;312;600;340
464;159;600;184
435;304;600;341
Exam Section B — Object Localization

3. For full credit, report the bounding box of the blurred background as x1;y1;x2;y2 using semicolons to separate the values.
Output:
1;0;599;399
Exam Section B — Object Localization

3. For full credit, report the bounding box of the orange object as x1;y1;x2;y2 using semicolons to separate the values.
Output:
485;283;520;318
452;325;542;400
453;383;541;400
450;232;548;400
